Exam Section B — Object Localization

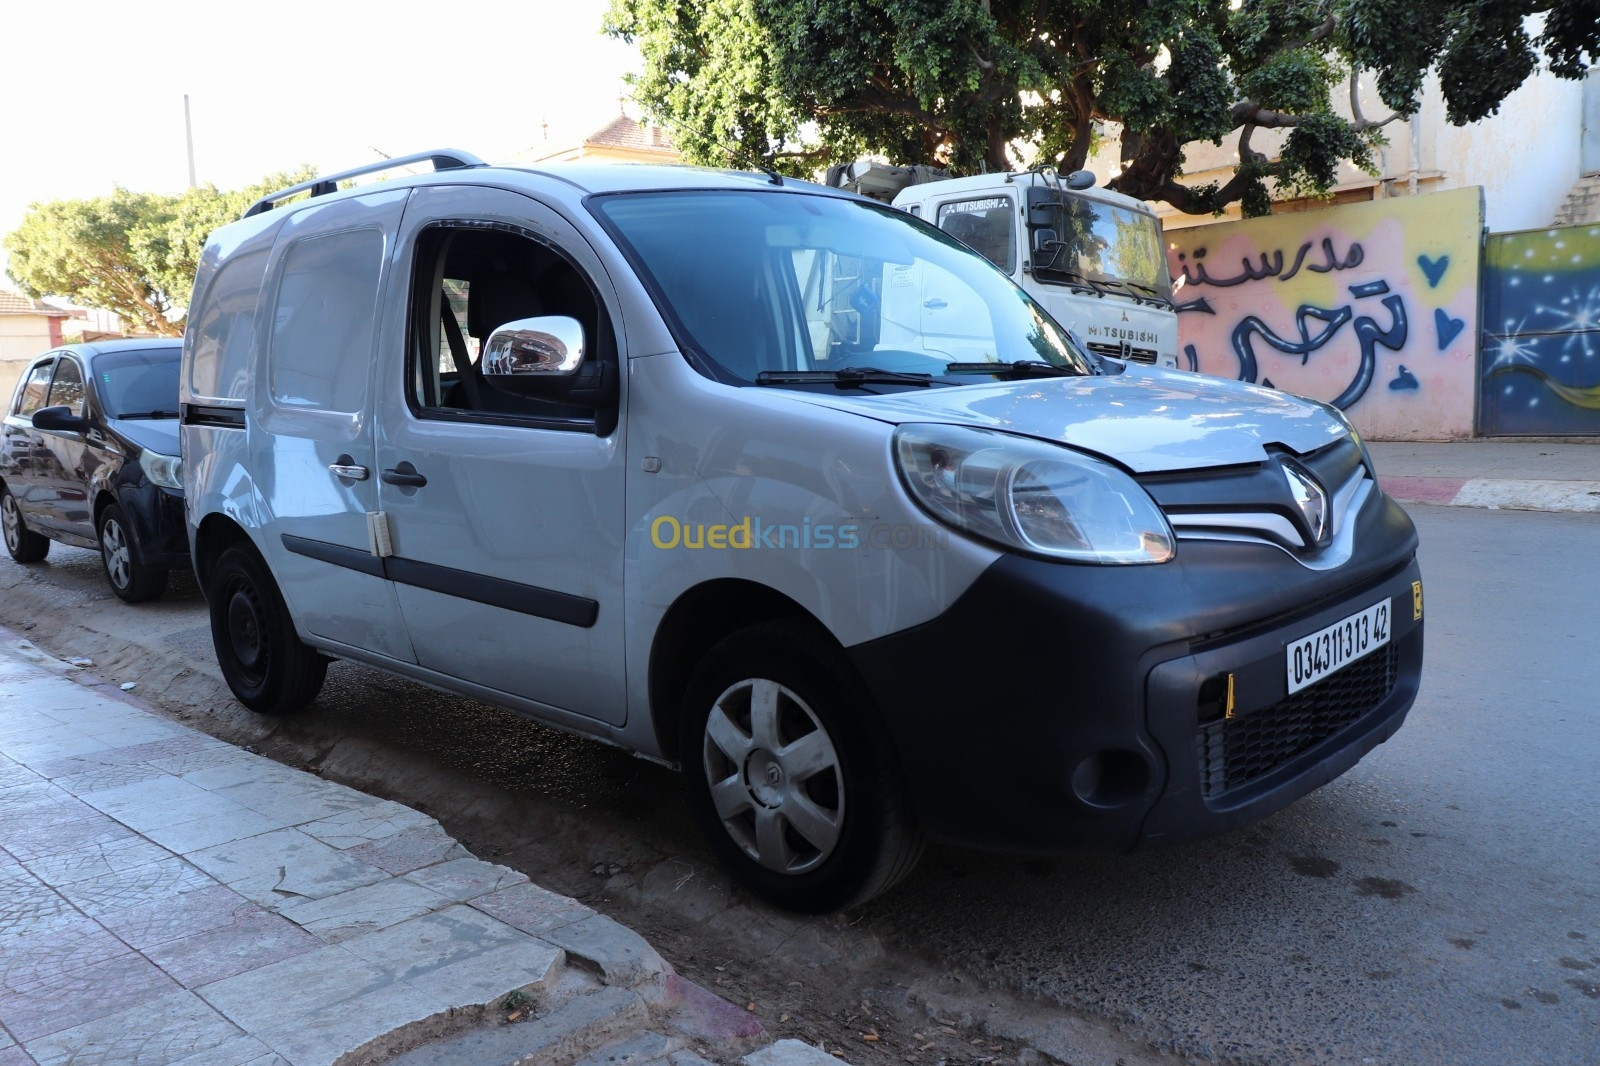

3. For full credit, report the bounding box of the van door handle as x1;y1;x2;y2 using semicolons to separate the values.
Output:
381;462;428;488
328;461;369;481
923;298;948;309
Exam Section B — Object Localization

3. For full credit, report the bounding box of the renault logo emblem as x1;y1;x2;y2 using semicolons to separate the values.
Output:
1280;460;1328;545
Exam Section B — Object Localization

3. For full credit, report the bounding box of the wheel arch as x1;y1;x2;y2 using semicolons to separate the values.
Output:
648;578;826;763
193;513;259;595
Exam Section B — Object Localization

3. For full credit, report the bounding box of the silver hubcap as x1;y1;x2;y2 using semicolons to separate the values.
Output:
102;518;130;588
703;678;844;875
1;496;17;552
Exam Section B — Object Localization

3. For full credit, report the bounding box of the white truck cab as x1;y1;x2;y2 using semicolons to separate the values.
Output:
180;151;1422;912
835;165;1179;368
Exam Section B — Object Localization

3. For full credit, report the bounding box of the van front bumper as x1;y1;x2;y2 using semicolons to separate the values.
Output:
845;496;1424;853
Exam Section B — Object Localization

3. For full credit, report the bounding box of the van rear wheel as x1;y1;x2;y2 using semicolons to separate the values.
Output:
680;619;924;913
207;544;327;715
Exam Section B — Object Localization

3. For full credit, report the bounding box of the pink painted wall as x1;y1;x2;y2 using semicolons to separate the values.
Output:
1166;188;1484;440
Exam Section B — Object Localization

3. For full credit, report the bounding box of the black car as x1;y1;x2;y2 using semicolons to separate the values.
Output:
1;339;187;601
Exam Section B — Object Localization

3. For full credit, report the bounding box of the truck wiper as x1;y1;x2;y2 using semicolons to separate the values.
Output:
755;368;935;388
1121;281;1176;309
1032;261;1109;298
943;360;1085;378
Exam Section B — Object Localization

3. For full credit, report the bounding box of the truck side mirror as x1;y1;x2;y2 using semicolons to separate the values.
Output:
1032;228;1060;255
482;316;585;394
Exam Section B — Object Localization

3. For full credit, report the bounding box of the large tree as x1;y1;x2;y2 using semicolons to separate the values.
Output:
605;0;1598;215
4;169;313;335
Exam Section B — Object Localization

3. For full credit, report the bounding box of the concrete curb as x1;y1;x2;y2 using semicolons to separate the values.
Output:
1380;475;1600;513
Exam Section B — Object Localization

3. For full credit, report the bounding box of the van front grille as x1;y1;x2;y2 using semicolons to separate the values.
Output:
1197;644;1399;798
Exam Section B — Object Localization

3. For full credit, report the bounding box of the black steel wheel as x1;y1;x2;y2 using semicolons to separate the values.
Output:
1;486;49;563
207;544;327;715
680;619;924;912
97;503;167;603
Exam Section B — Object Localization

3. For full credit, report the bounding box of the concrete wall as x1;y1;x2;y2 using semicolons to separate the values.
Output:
1166;187;1483;441
0;316;55;410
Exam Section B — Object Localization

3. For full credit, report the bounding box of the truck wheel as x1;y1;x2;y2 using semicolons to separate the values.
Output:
207;544;327;715
98;503;167;603
2;487;50;563
680;619;924;912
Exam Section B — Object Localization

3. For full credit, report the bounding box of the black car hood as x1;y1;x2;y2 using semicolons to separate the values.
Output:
106;417;180;457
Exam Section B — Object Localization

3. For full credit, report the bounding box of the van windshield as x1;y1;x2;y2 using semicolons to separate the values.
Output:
1034;195;1171;293
592;190;1094;388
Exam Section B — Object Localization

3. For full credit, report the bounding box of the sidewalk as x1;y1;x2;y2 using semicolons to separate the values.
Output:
1370;440;1599;512
0;636;828;1066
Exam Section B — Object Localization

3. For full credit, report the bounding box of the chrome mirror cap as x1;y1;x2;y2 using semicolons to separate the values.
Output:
483;316;585;379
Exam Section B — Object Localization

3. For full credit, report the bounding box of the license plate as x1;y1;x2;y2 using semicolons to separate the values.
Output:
1287;599;1391;694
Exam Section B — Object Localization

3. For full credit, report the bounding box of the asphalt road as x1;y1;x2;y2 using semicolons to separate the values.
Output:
1;504;1596;1064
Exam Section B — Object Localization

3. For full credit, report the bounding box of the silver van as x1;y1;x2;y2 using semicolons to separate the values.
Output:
180;152;1424;911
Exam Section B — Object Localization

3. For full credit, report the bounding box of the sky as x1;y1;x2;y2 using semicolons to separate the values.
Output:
2;0;643;283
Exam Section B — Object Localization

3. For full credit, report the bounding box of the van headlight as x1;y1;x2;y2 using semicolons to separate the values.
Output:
139;449;184;490
894;424;1173;564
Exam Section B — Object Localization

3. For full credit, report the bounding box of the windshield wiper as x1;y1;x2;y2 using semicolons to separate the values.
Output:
118;410;180;419
944;361;1085;378
755;368;936;388
1032;261;1110;298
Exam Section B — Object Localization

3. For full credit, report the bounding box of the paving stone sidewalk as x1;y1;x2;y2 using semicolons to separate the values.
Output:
0;639;801;1066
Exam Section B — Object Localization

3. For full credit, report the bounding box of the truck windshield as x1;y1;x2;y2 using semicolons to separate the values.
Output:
1037;196;1172;293
592;189;1094;387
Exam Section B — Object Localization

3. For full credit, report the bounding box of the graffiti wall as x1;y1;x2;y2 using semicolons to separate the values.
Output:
1480;225;1600;436
1166;188;1484;440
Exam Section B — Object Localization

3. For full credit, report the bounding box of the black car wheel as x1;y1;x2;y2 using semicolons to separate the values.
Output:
207;544;328;715
680;619;924;912
97;503;167;603
1;486;49;563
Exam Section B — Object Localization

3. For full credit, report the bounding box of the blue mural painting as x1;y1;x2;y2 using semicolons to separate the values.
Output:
1480;225;1600;436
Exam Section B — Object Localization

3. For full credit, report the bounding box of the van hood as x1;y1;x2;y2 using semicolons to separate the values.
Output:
791;363;1348;474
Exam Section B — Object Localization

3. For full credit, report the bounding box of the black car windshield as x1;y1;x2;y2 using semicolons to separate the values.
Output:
94;348;181;418
593;189;1094;387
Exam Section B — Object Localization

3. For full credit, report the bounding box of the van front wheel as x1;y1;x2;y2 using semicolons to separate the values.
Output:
207;545;327;715
680;620;924;913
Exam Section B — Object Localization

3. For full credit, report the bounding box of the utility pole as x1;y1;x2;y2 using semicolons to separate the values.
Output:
184;94;197;188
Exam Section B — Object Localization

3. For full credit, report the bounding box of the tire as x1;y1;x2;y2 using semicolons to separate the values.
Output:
1;486;50;563
98;503;168;603
207;544;328;715
680;619;925;913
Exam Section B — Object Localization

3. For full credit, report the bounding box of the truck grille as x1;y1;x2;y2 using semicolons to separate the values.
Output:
1084;341;1158;364
1197;644;1399;798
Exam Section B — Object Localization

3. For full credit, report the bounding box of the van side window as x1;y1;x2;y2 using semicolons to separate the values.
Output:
190;249;269;401
407;225;613;429
14;361;55;417
936;197;1016;274
269;230;384;413
47;358;86;417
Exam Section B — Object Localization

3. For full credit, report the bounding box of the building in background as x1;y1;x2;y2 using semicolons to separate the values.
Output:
0;289;71;403
507;109;679;167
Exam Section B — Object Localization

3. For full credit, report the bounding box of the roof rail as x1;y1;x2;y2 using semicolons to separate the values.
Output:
242;149;486;218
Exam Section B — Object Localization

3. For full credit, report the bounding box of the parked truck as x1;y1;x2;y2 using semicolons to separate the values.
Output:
827;163;1179;369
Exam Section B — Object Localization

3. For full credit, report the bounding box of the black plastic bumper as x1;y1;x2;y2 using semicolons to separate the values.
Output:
846;492;1423;853
119;485;190;570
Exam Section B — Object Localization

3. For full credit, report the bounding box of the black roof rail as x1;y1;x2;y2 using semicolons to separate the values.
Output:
242;149;486;218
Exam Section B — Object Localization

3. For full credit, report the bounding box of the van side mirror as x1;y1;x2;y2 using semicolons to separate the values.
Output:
31;405;87;433
482;316;585;393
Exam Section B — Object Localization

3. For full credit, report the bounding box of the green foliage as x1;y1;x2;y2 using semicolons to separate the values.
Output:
609;0;1594;216
4;169;312;335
